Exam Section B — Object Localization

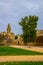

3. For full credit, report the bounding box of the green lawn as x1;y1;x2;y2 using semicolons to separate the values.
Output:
0;46;43;55
0;62;43;65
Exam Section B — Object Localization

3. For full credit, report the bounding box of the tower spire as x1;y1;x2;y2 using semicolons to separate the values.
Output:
7;24;11;33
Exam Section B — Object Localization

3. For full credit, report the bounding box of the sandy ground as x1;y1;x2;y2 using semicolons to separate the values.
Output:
10;45;43;53
0;55;43;62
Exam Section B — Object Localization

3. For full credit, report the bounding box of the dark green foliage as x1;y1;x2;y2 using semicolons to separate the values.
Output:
0;62;43;65
15;35;18;39
19;16;38;43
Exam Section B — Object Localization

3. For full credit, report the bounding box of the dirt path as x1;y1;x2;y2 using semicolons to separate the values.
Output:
0;55;43;62
10;45;43;53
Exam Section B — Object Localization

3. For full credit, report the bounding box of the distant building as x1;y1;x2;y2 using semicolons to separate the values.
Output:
36;30;43;46
0;24;43;46
37;30;43;36
0;24;23;46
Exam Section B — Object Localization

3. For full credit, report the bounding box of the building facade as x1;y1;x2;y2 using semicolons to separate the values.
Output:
0;24;23;46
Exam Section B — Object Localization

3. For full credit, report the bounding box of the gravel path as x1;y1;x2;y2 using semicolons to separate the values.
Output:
0;55;43;62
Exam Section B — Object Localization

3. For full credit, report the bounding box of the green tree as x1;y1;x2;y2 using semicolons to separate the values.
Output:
15;35;18;39
19;16;38;44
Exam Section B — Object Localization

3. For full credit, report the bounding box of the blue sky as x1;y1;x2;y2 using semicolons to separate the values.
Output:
0;0;43;34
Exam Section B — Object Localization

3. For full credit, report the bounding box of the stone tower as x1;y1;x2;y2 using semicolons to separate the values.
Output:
7;24;11;33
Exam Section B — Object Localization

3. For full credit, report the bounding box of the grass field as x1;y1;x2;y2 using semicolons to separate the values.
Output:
0;46;43;55
0;62;43;65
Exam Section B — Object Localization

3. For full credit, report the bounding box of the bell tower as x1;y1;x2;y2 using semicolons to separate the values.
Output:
7;24;11;33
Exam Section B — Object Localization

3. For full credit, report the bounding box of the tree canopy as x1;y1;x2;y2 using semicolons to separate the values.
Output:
15;35;18;39
19;16;39;43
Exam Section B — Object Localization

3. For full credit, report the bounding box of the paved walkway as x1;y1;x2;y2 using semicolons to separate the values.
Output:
10;45;43;53
0;55;43;62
